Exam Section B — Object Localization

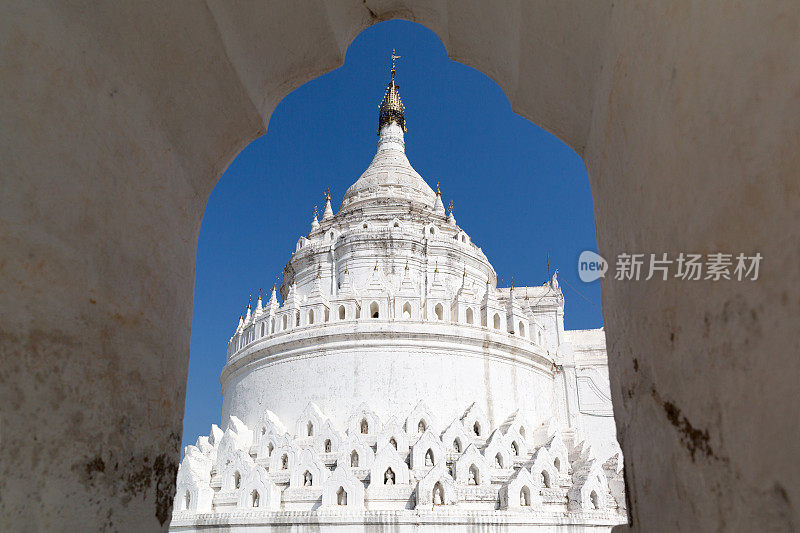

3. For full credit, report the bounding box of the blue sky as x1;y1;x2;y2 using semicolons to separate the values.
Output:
182;20;602;449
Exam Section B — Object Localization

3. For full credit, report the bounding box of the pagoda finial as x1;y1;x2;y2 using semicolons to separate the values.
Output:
378;49;406;134
247;294;252;309
436;182;441;196
391;48;401;80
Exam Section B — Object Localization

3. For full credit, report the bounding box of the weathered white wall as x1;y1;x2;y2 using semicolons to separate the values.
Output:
221;322;555;433
1;1;797;532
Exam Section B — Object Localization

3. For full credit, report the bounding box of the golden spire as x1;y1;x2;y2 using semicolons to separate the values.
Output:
324;189;331;202
436;182;441;196
378;49;406;134
405;260;409;271
247;294;251;309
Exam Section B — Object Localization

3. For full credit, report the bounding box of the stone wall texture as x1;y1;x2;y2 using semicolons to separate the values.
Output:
1;2;797;531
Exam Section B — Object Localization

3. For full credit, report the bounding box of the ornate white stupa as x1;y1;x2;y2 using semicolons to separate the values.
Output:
171;52;626;532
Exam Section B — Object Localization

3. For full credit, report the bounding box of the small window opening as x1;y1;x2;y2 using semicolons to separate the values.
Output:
434;303;443;320
370;301;379;318
520;486;530;506
338;305;346;320
590;490;600;509
360;419;368;434
468;464;479;485
350;450;359;467
251;490;260;507
337;486;347;505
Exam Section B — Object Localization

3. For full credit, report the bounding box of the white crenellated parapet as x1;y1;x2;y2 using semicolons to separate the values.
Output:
172;402;626;529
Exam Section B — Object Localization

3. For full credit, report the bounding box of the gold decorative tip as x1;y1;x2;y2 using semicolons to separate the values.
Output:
313;205;318;218
405;261;409;271
448;199;454;214
436;182;441;195
324;189;331;201
378;49;406;134
374;261;379;271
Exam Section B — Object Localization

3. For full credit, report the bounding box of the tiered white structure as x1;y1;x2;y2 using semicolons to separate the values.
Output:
171;54;626;532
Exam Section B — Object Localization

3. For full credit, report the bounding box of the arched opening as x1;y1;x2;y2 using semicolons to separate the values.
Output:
370;301;379;318
233;470;241;489
350;450;359;467
389;437;397;450
337;486;347;505
393;220;400;228
267;443;274;457
511;441;519;456
590;490;600;509
553;457;560;471
307;421;314;436
453;439;461;453
434;303;443;320
384;467;395;485
295;310;300;326
183;490;191;510
432;481;445;505
324;308;330;322
520;486;531;507
429;227;435;235
338;305;346;320
519;426;526;438
493;314;501;329
541;470;551;488
417;419;426;433
260;322;265;336
468;464;479;485
425;448;434;466
251;489;260;507
473;421;481;436
308;309;314;325
402;301;412;319
270;317;275;334
282;315;287;330
281;454;288;469
360;418;368;434
324;439;331;452
518;321;525;336
495;452;504;468
303;470;313;486
177;19;619;530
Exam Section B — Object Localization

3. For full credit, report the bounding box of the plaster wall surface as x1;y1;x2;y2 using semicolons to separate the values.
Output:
1;1;798;532
221;323;555;433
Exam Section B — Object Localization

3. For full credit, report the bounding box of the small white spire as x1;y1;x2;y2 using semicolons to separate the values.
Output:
311;205;319;230
255;289;263;316
434;182;445;215
245;295;252;322
269;283;279;312
447;199;456;225
322;190;333;220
